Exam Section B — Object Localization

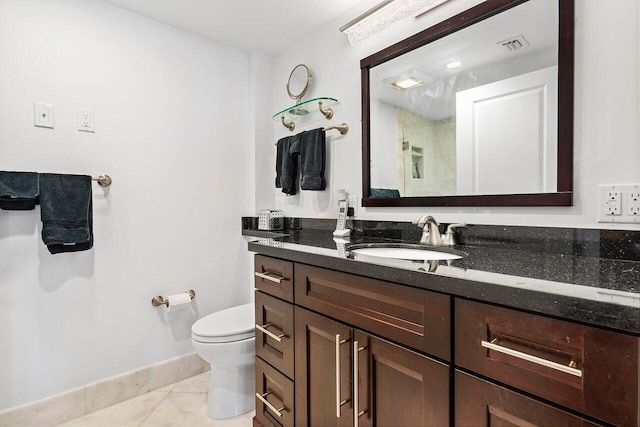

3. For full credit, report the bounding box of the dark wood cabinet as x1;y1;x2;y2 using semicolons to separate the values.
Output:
254;255;294;302
255;357;294;427
294;306;450;427
455;298;639;426
354;330;449;427
455;371;600;426
253;254;639;427
255;291;295;379
294;307;354;427
295;263;451;361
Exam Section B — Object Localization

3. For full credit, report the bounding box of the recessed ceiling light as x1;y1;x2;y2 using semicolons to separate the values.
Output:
390;76;424;90
446;61;461;69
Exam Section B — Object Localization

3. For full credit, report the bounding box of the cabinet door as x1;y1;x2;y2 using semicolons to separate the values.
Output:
455;371;600;426
295;307;354;427
355;330;450;427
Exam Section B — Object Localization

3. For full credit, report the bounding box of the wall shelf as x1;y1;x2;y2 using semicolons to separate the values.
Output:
273;97;338;131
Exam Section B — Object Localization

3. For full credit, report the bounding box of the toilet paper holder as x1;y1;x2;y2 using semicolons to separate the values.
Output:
151;290;196;307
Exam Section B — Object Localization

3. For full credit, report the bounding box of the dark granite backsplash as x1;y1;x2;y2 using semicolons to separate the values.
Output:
242;217;640;262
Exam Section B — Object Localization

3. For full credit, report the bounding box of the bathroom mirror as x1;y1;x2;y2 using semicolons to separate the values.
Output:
286;64;312;104
361;0;574;207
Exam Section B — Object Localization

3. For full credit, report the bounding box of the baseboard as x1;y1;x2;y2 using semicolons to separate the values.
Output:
0;352;206;426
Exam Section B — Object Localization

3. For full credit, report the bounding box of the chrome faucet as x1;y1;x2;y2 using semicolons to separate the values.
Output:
417;215;467;246
443;223;467;246
417;215;442;246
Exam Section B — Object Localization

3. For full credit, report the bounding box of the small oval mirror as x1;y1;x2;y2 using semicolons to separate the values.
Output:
286;64;311;104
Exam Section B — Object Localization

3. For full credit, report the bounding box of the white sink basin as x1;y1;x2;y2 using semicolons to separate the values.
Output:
349;245;463;261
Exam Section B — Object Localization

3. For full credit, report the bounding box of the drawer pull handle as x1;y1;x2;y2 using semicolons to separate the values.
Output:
353;340;367;427
256;391;286;418
335;334;349;418
254;271;284;283
481;339;583;377
255;323;287;342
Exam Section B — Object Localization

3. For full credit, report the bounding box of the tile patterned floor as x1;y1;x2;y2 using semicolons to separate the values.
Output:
55;372;254;427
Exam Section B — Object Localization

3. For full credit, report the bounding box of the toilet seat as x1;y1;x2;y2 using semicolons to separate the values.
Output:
192;302;255;343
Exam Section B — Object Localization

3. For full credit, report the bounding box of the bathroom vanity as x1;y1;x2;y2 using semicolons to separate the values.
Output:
247;223;639;427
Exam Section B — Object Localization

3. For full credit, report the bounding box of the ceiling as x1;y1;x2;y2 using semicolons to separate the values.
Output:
98;0;369;55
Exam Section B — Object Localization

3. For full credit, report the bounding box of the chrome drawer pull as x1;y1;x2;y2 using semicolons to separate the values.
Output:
255;323;287;342
353;340;367;427
254;271;285;283
481;339;582;377
256;391;285;418
335;334;348;418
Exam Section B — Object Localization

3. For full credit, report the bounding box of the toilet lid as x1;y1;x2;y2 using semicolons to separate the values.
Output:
192;303;255;343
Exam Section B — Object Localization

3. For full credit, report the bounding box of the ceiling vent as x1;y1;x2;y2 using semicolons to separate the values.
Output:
497;35;530;52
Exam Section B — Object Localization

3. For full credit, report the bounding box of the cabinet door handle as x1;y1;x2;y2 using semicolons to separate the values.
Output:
353;340;367;427
254;271;284;283
255;323;287;342
256;391;286;418
481;339;582;377
335;333;348;418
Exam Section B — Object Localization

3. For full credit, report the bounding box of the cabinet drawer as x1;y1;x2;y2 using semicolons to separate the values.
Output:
255;291;294;379
254;255;294;302
255;357;294;427
455;299;639;426
295;263;451;361
455;371;600;426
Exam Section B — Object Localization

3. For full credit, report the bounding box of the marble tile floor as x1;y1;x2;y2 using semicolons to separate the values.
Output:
55;372;254;427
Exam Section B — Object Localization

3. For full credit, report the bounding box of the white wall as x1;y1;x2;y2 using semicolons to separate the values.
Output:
0;0;252;410
261;0;640;230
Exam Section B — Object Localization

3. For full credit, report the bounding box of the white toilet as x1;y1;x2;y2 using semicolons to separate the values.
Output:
191;302;255;419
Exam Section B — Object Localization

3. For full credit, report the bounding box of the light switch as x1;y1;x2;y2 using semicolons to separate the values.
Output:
34;102;54;129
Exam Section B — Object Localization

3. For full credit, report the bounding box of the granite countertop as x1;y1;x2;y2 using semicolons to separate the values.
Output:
244;222;640;336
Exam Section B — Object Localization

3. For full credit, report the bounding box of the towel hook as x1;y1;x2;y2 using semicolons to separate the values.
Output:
281;116;295;132
318;101;333;120
92;175;112;187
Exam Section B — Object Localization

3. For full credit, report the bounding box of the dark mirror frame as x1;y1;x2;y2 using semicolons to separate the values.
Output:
361;0;574;207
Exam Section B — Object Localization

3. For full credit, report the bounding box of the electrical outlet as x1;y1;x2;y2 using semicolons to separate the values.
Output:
606;191;621;215
77;108;95;133
34;102;54;129
598;184;640;223
604;190;621;215
627;187;640;216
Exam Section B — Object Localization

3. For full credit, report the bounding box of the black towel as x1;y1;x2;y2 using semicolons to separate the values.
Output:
370;188;401;198
275;137;286;189
299;128;326;191
39;173;93;254
289;131;303;156
279;137;298;195
0;171;39;210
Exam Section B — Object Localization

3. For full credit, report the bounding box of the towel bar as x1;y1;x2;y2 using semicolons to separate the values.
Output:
273;123;349;145
92;175;112;187
324;123;348;135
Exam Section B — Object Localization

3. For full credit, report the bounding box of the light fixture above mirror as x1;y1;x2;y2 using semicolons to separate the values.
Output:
340;0;450;46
